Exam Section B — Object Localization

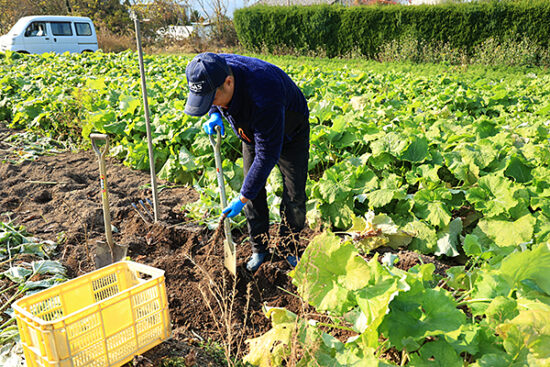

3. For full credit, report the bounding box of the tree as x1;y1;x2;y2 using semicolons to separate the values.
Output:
0;0;70;34
129;0;190;39
70;0;132;34
194;0;238;44
0;0;131;35
189;9;202;23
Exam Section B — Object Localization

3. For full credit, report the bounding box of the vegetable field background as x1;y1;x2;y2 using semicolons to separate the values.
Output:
1;51;549;366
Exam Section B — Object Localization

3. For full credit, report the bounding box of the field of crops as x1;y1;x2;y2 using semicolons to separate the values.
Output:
1;50;549;366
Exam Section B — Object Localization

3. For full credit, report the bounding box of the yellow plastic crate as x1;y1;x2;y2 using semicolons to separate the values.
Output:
13;261;171;367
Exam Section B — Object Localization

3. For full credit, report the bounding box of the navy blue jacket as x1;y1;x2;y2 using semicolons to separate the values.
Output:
209;54;309;200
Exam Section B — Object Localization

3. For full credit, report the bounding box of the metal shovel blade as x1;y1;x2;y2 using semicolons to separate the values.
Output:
224;237;236;276
209;128;237;276
93;240;128;268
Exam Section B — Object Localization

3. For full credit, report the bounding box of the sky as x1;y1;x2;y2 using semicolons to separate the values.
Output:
195;0;250;18
227;0;247;17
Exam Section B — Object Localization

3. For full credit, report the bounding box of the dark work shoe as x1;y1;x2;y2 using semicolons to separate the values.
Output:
246;252;267;272
286;255;299;268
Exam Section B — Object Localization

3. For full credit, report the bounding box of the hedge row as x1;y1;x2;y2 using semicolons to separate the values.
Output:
233;0;550;58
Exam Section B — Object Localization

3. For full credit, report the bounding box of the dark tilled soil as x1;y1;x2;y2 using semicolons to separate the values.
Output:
0;124;311;365
0;123;453;365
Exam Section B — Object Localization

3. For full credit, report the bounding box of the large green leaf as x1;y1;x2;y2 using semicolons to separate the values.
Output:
244;308;296;367
354;257;407;327
413;188;453;228
408;339;463;367
406;220;438;254
457;140;498;171
2;266;32;283
471;271;512;316
370;132;408;157
424;202;452;228
291;232;370;314
499;243;550;296
317;178;350;204
471;244;550;316
118;94;140;116
463;233;483;257
466;175;518;217
381;288;465;350
484;296;519;328
504;155;533;183
402;137;429;163
365;189;395;208
435;218;463;257
319;201;355;230
313;344;395;367
476;214;536;247
497;309;550;365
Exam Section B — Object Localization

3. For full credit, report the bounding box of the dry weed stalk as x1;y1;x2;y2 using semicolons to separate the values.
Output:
184;251;251;367
192;216;332;366
61;199;93;266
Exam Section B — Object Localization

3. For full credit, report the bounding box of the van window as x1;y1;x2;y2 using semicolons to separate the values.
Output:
75;22;92;36
24;22;47;37
50;22;73;36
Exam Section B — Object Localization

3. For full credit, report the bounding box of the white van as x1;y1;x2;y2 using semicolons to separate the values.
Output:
0;16;98;54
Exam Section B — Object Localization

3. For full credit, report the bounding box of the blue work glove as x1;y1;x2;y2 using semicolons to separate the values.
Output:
222;196;246;218
202;112;224;136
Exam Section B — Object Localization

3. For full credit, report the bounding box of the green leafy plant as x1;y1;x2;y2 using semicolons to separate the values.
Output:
0;221;65;357
1;51;549;249
244;232;550;366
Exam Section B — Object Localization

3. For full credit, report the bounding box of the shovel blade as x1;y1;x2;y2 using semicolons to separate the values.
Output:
113;243;128;261
93;240;128;269
224;239;236;276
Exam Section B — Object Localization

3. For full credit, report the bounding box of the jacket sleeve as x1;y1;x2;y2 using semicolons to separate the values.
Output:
240;105;285;200
208;106;219;116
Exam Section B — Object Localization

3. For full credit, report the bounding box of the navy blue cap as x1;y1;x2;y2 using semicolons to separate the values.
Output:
184;53;230;116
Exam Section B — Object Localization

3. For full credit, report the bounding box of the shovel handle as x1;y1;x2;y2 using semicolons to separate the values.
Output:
208;125;222;150
209;128;227;207
90;133;114;252
208;126;236;275
208;128;233;235
90;133;110;158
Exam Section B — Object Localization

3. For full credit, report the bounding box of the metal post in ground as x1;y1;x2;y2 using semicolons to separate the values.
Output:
130;10;159;222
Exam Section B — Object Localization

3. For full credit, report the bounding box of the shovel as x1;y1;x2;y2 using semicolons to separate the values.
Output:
90;133;128;268
209;126;237;276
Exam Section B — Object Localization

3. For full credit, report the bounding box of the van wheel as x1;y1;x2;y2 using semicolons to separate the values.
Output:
82;49;94;53
16;51;30;54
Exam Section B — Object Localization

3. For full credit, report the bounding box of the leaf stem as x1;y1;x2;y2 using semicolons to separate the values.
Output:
0;256;19;267
375;339;390;358
0;283;17;297
0;317;15;330
455;288;473;303
401;349;409;366
457;298;492;307
0;289;24;314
